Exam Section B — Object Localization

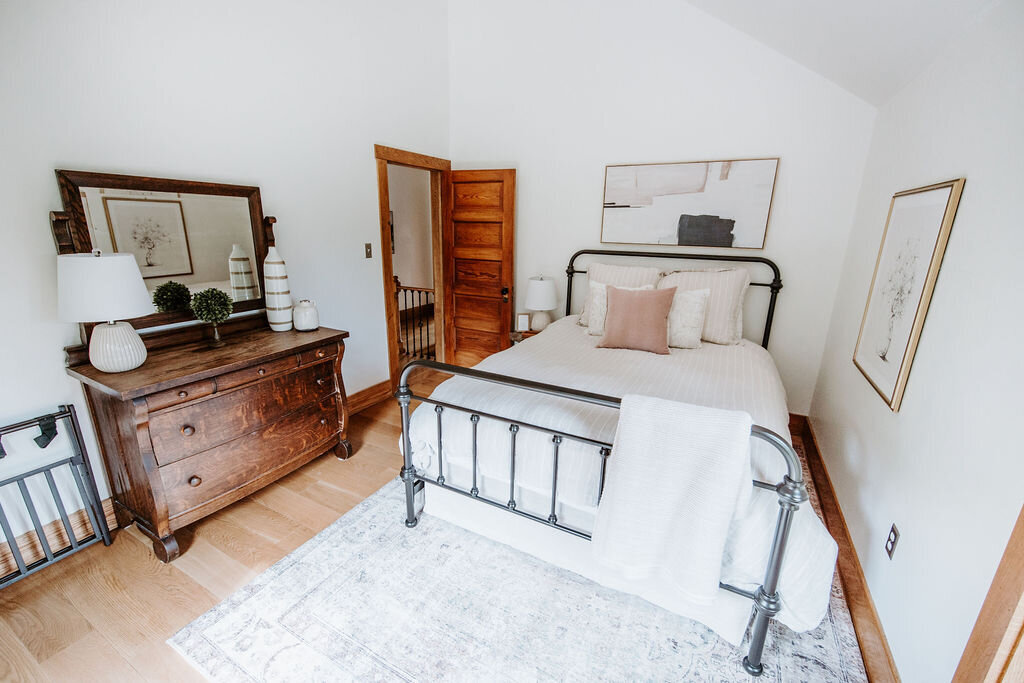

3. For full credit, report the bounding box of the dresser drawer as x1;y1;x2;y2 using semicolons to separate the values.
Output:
299;343;337;365
149;363;336;466
146;379;217;412
160;397;339;519
217;354;298;392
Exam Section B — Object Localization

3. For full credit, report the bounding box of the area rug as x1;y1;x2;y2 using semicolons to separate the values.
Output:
169;476;866;682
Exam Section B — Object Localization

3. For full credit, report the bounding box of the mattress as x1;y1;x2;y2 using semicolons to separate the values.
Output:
407;315;792;526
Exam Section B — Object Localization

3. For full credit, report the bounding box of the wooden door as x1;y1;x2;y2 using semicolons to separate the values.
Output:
443;169;516;366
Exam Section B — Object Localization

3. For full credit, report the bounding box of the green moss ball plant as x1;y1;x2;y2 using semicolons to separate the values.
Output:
152;281;192;313
190;288;233;347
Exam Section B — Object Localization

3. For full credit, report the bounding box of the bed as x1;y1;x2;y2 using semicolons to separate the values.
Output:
396;249;836;676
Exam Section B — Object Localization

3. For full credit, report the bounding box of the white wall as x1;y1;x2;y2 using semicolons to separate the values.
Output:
446;0;876;413
0;0;448;516
388;164;434;290
809;2;1024;680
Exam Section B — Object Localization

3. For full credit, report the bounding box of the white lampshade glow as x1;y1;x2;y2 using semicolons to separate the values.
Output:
58;252;155;322
524;276;557;311
525;276;558;332
57;252;155;373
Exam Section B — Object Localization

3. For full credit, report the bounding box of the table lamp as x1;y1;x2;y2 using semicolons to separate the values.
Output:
525;276;557;331
58;252;155;373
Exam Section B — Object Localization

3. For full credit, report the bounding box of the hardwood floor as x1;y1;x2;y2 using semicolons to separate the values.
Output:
0;371;446;682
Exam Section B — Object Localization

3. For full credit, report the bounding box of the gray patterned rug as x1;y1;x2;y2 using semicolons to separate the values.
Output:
169;479;865;682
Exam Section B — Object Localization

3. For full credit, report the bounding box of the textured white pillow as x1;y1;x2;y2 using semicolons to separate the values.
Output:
586;282;654;336
658;269;750;345
666;288;710;349
578;263;661;326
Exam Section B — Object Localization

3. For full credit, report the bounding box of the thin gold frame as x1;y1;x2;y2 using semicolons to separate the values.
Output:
101;196;194;279
599;157;780;250
853;178;966;412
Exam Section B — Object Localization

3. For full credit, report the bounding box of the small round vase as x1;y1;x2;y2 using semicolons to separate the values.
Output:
293;299;320;332
263;246;292;332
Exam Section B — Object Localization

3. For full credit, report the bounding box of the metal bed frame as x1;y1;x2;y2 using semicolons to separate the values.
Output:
396;249;807;676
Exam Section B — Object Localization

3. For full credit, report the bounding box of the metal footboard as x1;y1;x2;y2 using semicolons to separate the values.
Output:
397;359;808;676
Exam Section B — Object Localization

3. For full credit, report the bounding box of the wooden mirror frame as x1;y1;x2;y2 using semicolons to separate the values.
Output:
51;170;276;343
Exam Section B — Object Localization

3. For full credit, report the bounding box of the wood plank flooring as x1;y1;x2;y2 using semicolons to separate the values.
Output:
0;371;445;681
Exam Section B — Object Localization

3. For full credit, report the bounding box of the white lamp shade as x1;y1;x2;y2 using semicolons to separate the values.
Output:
57;253;155;322
524;276;558;311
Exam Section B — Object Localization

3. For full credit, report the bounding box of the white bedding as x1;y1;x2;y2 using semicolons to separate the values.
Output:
405;315;838;642
408;315;792;514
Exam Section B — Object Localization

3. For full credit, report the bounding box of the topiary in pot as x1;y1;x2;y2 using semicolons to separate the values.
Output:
152;281;192;313
190;288;233;347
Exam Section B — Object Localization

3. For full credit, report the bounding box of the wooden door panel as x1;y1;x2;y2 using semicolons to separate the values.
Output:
454;258;503;297
454;295;503;333
444;169;515;366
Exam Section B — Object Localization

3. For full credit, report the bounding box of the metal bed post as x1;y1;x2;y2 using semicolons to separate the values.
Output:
397;384;419;528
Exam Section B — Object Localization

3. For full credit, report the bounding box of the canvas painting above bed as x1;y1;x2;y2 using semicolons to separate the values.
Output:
601;158;779;249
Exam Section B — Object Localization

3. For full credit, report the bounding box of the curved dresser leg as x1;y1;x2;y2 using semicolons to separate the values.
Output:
152;533;180;563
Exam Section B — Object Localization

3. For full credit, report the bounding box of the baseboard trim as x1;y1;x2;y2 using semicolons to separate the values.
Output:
0;498;118;578
348;380;393;415
790;414;901;683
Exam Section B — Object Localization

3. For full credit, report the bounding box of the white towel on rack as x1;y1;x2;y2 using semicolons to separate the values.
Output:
591;394;753;605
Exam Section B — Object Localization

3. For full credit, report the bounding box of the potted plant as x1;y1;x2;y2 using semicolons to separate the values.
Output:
151;281;192;313
190;288;233;347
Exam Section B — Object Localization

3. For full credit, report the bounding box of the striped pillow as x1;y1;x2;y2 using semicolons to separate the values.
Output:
658;269;750;345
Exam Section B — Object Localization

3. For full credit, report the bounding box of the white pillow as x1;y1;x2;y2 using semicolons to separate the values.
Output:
658;269;750;345
666;288;710;349
586;282;654;336
578;263;661;326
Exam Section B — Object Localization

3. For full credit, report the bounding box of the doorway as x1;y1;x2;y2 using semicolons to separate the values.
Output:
374;145;450;390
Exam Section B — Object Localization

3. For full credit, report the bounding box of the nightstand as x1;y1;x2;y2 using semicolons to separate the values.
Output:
510;330;540;344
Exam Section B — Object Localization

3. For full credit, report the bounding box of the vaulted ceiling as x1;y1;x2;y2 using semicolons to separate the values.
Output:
685;0;998;104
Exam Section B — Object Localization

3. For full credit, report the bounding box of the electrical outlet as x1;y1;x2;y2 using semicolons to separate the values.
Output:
364;243;373;258
885;523;900;559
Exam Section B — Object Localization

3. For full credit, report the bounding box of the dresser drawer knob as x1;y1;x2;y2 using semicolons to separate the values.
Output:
316;350;326;358
257;368;266;376
317;378;327;386
188;476;202;487
320;417;328;425
178;390;188;398
181;425;196;436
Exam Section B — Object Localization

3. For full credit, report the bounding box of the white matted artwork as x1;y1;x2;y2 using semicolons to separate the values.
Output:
103;197;194;278
601;158;779;249
854;179;965;411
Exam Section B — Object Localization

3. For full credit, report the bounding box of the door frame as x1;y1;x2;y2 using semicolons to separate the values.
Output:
374;145;451;390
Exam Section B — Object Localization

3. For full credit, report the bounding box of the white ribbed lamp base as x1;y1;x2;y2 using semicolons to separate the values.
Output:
89;322;148;373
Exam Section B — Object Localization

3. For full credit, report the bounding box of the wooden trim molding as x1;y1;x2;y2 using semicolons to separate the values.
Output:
374;144;451;171
790;414;902;682
347;380;393;415
0;498;118;577
954;504;1024;682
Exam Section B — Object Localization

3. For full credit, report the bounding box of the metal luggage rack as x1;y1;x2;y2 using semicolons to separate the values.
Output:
0;405;111;588
397;360;808;676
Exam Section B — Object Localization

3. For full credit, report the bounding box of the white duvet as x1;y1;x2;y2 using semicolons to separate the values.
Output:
405;316;837;641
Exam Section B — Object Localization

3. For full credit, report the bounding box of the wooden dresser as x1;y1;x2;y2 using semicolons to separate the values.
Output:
67;325;351;562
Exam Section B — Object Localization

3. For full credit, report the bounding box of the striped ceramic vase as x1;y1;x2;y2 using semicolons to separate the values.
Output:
228;243;258;302
263;246;292;331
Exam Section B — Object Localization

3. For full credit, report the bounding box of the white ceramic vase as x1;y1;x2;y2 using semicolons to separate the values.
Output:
263;246;292;332
228;243;258;302
293;299;320;332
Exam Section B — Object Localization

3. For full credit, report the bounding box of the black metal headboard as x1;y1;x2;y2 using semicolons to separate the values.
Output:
565;249;783;348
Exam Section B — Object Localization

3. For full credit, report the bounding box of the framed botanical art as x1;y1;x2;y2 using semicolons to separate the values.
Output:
854;178;966;411
102;197;194;278
601;158;779;249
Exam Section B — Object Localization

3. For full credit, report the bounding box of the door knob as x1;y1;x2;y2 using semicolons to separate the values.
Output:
501;287;509;303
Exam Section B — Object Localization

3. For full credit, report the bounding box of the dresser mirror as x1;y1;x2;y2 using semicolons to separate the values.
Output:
51;170;276;339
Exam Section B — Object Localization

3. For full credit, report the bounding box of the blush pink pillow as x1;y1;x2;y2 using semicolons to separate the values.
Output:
597;286;675;355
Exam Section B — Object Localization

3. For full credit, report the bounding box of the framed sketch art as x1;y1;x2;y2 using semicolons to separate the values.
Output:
601;158;779;248
102;197;194;278
854;178;966;411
